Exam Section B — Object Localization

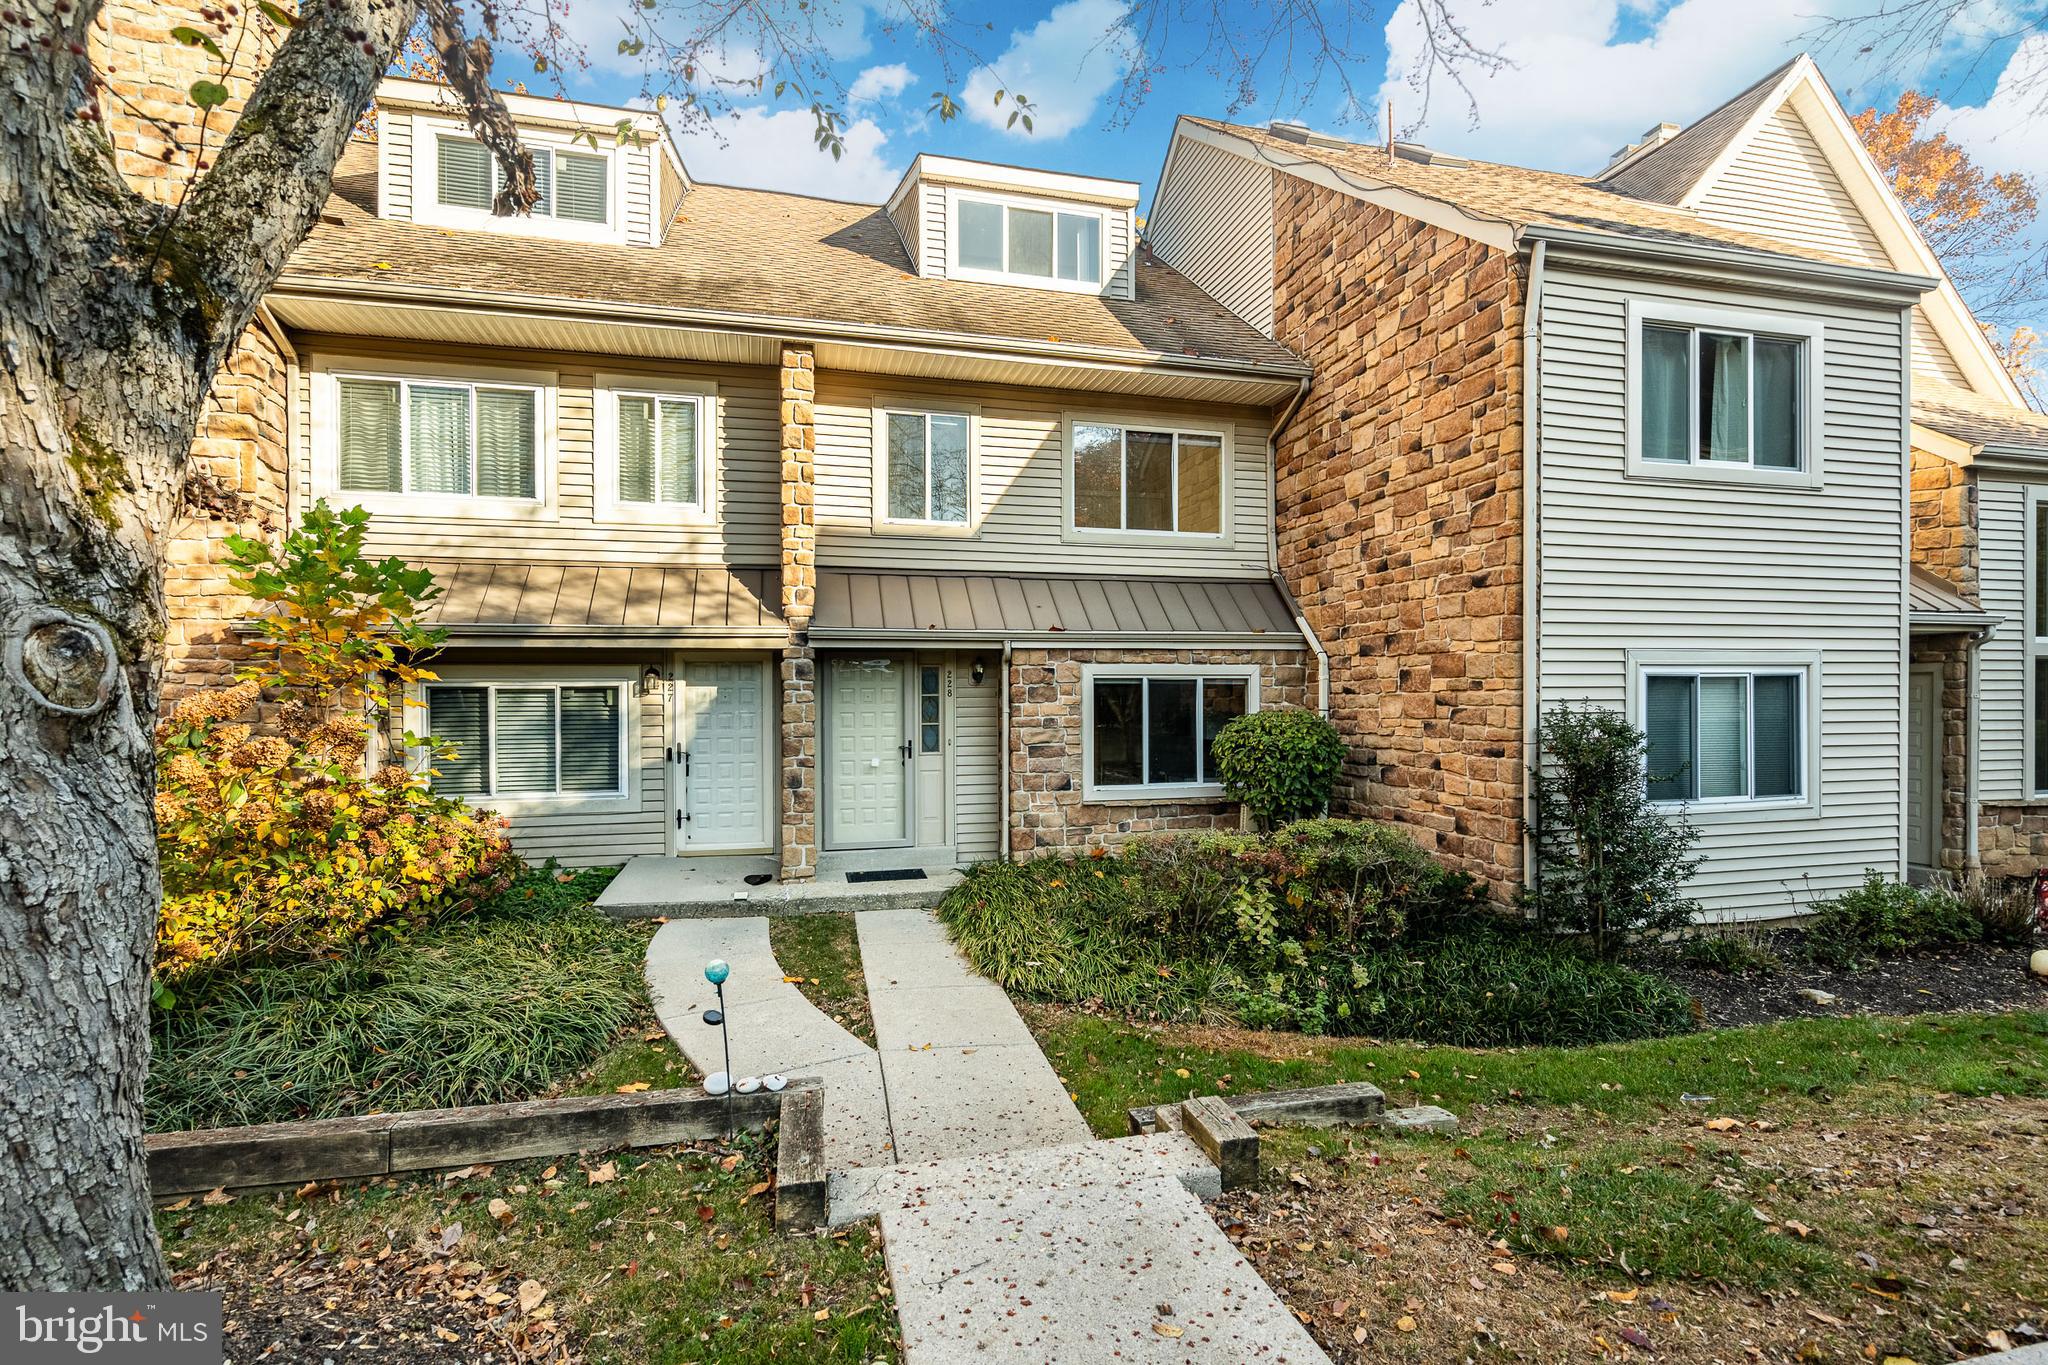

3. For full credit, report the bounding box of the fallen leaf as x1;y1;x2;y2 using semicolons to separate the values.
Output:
1786;1220;1813;1238
201;1187;232;1207
1491;1261;1516;1275
814;1307;831;1322
587;1161;618;1185
1153;1323;1183;1338
720;1154;742;1172
1396;1315;1418;1332
517;1280;546;1314
1174;1067;1191;1079
440;1223;463;1251
434;1326;459;1342
697;1205;717;1222
165;1197;192;1212
615;1081;651;1094
1705;1117;1741;1132
1620;1327;1654;1350
487;1198;514;1226
1607;1289;1639;1303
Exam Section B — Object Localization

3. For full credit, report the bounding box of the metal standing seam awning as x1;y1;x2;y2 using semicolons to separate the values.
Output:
411;561;787;648
809;570;1307;647
1908;566;1997;637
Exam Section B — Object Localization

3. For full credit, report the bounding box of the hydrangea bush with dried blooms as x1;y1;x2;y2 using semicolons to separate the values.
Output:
153;503;511;995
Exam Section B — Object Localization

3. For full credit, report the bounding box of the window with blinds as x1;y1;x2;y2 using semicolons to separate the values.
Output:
956;196;1103;286
426;683;624;798
336;376;538;501
1640;322;1803;470
614;393;703;508
883;410;969;525
1644;669;1802;804
436;137;608;225
1088;673;1251;793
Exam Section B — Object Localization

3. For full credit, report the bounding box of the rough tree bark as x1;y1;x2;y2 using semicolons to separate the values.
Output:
0;0;516;1291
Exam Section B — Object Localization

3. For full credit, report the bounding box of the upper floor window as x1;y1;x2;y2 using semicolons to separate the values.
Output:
1071;421;1224;537
955;195;1102;287
437;136;610;225
337;375;538;501
1643;667;1804;805
616;392;705;510
884;409;970;527
1626;300;1824;483
1642;324;1801;468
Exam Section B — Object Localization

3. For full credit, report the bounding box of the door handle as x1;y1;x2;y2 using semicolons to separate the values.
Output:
901;740;912;762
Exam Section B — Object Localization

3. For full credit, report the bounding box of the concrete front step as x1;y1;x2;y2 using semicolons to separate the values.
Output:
881;1174;1330;1363
599;854;960;919
828;1132;1221;1226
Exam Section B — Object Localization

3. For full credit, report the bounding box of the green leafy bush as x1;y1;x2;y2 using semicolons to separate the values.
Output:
1526;705;1703;958
1804;872;1981;968
148;866;639;1131
939;823;1691;1047
1677;931;1783;977
1211;707;1347;828
1938;872;2039;947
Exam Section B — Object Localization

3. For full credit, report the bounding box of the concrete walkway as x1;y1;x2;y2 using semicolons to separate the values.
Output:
645;917;894;1168
858;909;1093;1163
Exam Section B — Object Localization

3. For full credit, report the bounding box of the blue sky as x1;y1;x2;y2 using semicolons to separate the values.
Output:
531;0;2048;213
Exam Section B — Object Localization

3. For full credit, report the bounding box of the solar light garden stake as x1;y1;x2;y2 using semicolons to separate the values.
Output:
704;958;733;1138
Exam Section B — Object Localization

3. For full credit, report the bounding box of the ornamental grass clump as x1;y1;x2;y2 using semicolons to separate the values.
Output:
153;503;511;997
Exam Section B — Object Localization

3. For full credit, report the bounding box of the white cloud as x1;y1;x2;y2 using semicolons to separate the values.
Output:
962;0;1138;140
850;62;914;104
668;104;903;202
1373;0;1850;172
1928;34;2048;185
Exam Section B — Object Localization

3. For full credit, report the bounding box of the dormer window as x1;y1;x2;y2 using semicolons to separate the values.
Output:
436;136;609;225
954;195;1103;288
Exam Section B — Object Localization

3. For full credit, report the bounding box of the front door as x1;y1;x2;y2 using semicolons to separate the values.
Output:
677;659;769;852
825;656;911;849
1908;666;1940;871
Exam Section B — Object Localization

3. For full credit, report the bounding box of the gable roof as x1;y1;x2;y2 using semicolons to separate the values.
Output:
1179;116;1934;283
1915;378;2048;457
275;140;1306;394
1597;57;1803;203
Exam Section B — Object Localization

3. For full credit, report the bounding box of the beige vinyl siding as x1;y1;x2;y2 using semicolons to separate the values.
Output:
920;183;949;281
1694;105;1889;267
889;189;922;271
1149;136;1276;335
624;144;655;246
951;652;1002;864
295;337;779;566
659;156;686;240
491;685;668;866
379;115;413;221
1977;478;2030;798
813;375;1274;577
1106;208;1137;302
1535;262;1909;918
1911;312;1967;385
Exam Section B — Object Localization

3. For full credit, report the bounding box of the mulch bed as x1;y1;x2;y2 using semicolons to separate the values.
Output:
1664;937;2048;1028
168;1236;577;1363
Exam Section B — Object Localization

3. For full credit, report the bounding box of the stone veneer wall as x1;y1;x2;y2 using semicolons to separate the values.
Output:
1267;174;1526;899
93;1;291;703
1007;647;1312;854
778;343;819;880
1909;445;1978;596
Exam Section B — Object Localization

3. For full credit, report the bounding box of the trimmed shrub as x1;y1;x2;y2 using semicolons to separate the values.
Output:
1211;707;1347;828
147;866;639;1131
1805;872;1981;968
1526;705;1703;958
939;822;1692;1047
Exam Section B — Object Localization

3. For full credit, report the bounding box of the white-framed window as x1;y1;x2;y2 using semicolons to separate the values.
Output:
1081;664;1259;801
423;680;628;801
1067;418;1227;538
414;117;625;245
952;191;1105;291
1640;667;1806;806
1625;299;1824;485
334;373;542;503
435;137;611;226
876;406;973;530
593;376;716;523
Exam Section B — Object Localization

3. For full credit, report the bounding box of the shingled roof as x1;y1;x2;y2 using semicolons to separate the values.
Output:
1185;115;1912;275
1915;378;2048;456
282;141;1306;377
1596;57;1801;203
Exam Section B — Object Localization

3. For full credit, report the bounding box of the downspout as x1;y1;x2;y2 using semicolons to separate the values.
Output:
1519;240;1547;898
1268;374;1327;715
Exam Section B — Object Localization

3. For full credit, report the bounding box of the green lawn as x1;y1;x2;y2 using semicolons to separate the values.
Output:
162;1140;897;1365
769;913;874;1045
1027;1002;2048;1138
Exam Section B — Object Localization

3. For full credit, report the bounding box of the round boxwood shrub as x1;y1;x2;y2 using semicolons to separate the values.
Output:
1211;707;1347;828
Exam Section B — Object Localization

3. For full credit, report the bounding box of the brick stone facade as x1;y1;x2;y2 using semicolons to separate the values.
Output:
1268;174;1526;899
778;343;820;880
1007;647;1312;854
1910;445;1977;596
94;1;291;702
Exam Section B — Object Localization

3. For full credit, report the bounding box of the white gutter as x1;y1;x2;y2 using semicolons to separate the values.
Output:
269;276;1312;387
1517;224;1938;299
1271;573;1330;716
1520;240;1546;898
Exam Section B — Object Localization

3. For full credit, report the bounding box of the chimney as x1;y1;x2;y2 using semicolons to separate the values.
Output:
1601;121;1684;177
1267;119;1312;144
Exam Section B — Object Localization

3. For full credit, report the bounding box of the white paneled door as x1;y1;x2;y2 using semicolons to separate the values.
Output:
826;657;911;849
677;659;769;852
